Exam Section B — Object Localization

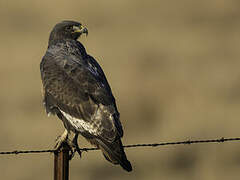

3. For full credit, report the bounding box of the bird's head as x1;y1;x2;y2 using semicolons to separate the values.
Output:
49;20;88;44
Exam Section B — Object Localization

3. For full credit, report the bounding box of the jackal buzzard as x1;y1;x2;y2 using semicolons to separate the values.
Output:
40;20;132;172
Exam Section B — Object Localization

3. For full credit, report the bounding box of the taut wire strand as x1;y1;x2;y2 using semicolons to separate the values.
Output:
1;137;240;155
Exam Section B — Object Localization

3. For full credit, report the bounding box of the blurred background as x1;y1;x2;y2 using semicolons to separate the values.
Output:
1;0;240;179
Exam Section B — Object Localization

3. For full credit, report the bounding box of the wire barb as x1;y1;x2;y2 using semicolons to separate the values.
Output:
0;137;240;155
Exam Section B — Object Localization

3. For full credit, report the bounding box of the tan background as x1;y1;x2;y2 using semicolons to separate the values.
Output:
1;0;240;179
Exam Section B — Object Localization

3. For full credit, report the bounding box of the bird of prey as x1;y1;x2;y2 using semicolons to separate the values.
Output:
40;20;132;172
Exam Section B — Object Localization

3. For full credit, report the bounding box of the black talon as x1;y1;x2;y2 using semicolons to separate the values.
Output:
69;148;75;160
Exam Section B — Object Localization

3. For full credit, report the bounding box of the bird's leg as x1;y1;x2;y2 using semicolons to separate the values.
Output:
72;134;82;158
54;129;75;157
66;134;82;160
54;130;83;159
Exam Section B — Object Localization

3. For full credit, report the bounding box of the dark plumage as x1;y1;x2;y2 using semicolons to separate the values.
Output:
40;20;132;172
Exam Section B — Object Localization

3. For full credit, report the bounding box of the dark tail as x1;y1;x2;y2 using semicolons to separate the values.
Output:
95;137;132;172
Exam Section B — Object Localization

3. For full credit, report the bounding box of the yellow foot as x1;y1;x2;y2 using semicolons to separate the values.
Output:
54;130;81;160
54;129;69;150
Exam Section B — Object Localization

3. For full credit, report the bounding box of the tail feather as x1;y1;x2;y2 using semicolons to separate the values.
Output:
95;137;132;172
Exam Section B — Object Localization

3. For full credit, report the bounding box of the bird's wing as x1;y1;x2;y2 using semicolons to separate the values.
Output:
40;50;123;141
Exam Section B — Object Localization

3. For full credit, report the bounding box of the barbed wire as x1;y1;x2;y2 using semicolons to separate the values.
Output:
0;137;240;155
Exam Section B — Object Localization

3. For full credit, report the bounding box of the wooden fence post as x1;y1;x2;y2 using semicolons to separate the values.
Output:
54;142;70;180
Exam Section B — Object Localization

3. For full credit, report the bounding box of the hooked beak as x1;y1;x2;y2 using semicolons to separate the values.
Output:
73;25;88;36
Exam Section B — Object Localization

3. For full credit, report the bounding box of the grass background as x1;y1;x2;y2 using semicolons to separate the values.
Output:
1;0;240;179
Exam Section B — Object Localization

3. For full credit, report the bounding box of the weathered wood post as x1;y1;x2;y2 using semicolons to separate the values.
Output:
54;142;70;180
